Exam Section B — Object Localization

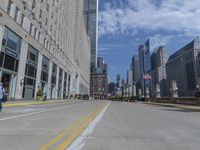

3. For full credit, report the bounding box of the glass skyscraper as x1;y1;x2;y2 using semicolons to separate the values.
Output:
84;0;99;72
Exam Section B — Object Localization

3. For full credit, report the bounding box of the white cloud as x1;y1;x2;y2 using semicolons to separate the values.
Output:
99;0;200;37
150;34;173;50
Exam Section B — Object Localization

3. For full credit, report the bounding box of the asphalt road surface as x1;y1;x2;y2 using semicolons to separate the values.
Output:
0;100;200;150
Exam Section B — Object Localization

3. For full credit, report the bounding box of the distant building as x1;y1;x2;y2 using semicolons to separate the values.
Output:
90;57;108;98
138;39;153;97
84;0;98;71
108;82;115;95
97;57;104;68
116;74;121;88
166;38;200;97
150;46;168;97
138;45;145;95
132;55;140;96
144;39;152;73
127;69;133;96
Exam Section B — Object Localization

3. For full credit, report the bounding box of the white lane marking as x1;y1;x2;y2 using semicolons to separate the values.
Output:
66;101;111;150
0;102;89;122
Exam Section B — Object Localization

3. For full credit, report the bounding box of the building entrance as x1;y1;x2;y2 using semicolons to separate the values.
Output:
0;72;16;99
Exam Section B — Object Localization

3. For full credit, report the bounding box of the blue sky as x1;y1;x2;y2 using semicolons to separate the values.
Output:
98;0;200;82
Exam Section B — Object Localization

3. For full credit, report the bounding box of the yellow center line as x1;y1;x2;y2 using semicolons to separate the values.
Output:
55;102;108;150
39;102;107;150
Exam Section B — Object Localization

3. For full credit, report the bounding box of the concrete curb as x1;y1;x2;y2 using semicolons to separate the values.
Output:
3;99;75;107
148;102;200;112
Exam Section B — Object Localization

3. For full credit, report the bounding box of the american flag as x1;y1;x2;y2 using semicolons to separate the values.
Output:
143;74;152;80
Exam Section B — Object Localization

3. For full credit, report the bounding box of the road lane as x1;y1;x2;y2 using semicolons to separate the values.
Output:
0;100;87;120
0;100;106;150
80;102;200;150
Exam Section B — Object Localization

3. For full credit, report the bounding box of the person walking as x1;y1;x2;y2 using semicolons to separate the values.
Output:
0;82;5;111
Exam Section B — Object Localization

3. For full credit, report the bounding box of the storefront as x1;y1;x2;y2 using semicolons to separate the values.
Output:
63;72;68;98
58;68;63;99
51;63;57;99
40;56;49;95
0;27;21;99
22;45;38;99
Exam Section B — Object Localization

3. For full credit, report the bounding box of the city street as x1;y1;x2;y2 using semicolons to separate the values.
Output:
0;100;200;150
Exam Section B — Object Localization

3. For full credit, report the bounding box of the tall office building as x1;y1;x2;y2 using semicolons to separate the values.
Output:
138;39;152;97
138;45;145;96
127;69;133;96
97;57;103;68
0;0;91;100
116;74;121;88
84;0;98;71
132;55;140;96
150;46;168;97
166;38;200;97
108;82;115;95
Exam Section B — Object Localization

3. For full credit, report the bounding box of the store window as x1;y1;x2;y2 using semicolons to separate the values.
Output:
0;27;21;72
23;45;38;99
41;56;49;83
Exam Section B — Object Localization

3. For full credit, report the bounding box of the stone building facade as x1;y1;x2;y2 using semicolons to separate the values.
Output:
90;57;108;98
0;0;91;100
150;46;168;97
166;38;200;97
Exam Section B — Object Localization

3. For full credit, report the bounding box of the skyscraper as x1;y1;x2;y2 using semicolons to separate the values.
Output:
84;0;98;71
127;69;133;96
97;57;104;68
150;46;168;97
138;39;152;97
138;45;145;96
132;55;140;96
116;74;121;88
132;55;140;83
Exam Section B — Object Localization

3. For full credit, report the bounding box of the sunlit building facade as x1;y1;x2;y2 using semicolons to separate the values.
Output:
0;0;91;100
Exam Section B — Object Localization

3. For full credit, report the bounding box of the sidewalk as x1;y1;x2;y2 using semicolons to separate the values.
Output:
148;102;200;112
2;99;73;108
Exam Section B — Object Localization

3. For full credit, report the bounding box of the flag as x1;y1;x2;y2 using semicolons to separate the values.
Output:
143;74;152;80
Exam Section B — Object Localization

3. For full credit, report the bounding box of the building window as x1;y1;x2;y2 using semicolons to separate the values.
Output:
34;28;37;38
41;56;49;83
14;7;19;21
21;14;25;26
45;18;48;26
23;45;38;99
46;4;49;11
7;0;13;15
2;27;22;53
38;32;41;41
39;10;42;18
186;62;196;90
32;0;36;10
29;23;33;34
51;63;57;85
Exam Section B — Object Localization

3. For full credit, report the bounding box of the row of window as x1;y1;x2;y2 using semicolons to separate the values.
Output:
1;27;71;94
6;0;61;59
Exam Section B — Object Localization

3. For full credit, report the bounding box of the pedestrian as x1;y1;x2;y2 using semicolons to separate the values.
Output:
0;82;5;111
